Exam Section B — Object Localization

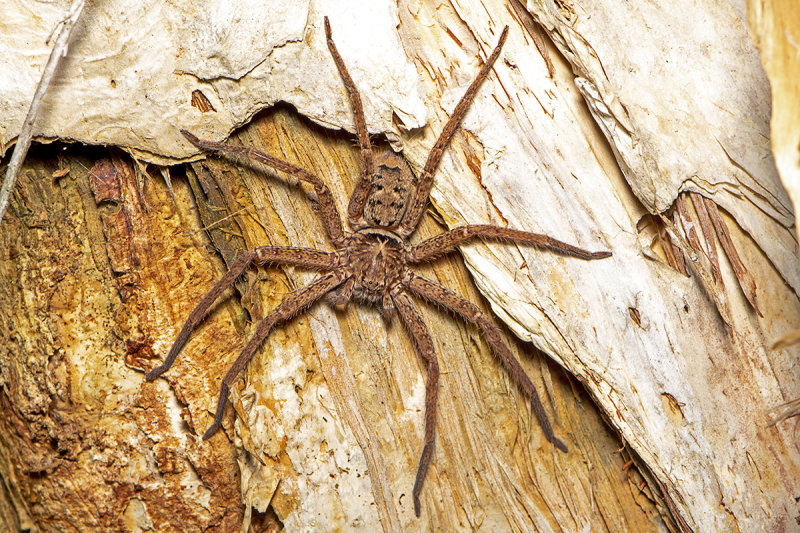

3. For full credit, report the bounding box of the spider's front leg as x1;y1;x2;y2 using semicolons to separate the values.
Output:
202;270;346;439
145;247;337;381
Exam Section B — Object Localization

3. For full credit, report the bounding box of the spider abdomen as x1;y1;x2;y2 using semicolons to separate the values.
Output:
362;152;414;229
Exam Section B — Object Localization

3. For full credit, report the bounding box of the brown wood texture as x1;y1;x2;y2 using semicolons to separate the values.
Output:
0;108;667;530
0;145;245;531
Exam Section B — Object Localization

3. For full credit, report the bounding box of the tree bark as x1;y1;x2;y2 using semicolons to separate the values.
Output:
1;1;799;531
1;113;665;531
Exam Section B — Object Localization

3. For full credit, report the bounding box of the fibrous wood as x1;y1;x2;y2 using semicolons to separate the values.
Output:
1;0;799;531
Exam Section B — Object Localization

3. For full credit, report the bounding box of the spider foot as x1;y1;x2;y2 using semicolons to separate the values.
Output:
145;366;166;382
536;397;568;452
412;440;435;517
202;422;221;440
550;435;568;453
181;129;201;146
590;251;612;259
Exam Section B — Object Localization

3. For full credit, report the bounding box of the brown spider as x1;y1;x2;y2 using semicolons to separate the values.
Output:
146;18;611;516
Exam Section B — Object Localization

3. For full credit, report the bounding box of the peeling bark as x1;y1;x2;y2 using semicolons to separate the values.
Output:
0;146;244;531
1;114;666;531
2;1;799;531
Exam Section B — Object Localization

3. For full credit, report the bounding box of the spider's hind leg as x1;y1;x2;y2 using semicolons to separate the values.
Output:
397;27;509;237
181;130;347;247
392;289;440;517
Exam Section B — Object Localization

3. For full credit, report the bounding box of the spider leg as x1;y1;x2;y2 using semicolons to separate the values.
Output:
325;277;355;310
145;247;338;381
391;288;439;517
403;273;568;453
182;130;347;246
408;224;612;263
323;17;375;226
204;270;347;440
398;27;509;238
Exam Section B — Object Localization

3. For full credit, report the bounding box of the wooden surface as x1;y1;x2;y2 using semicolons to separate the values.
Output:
748;0;800;231
0;110;666;530
2;1;800;531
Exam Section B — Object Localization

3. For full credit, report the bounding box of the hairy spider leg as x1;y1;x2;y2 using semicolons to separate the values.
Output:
391;288;440;517
203;271;347;439
397;26;509;238
181;130;348;247
324;17;375;228
408;224;613;263
403;273;569;453
146;247;337;381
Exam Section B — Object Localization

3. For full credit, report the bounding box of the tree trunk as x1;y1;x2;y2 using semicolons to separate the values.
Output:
1;109;665;531
1;1;798;531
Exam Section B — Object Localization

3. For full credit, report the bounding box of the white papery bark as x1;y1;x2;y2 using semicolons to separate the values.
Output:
2;0;798;531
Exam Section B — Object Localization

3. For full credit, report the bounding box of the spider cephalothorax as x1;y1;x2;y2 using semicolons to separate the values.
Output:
339;229;407;312
147;18;610;516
